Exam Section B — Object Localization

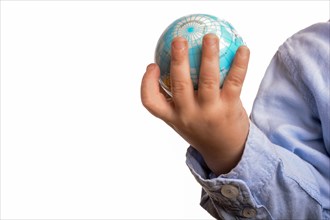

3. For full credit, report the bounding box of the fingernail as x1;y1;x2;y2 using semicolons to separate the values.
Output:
147;64;156;70
172;40;186;50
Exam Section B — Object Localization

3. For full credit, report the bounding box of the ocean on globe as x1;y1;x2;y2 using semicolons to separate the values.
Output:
155;14;245;96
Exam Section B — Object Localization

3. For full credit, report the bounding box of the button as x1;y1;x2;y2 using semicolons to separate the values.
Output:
220;185;239;199
242;207;257;218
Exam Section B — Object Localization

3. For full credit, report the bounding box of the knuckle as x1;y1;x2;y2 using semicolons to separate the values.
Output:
171;80;190;95
177;113;195;130
203;107;219;120
234;62;247;72
200;77;218;90
141;97;167;120
231;57;247;76
141;96;154;111
171;51;186;64
227;73;243;88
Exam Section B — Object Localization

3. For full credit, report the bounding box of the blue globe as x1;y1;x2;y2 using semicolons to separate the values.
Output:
155;14;245;96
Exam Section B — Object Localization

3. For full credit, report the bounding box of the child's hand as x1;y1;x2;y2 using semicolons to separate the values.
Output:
141;34;250;175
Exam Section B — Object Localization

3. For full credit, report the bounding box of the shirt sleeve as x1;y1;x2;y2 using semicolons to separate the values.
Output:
186;21;330;219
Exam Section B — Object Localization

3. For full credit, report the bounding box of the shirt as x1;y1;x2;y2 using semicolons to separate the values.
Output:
186;21;330;219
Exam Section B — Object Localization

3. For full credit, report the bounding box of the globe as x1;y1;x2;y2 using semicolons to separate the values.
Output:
155;14;245;96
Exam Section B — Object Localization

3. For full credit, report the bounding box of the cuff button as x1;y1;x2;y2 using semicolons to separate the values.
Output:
220;185;239;199
242;207;257;218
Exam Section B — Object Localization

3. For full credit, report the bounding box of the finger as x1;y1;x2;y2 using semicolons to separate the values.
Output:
141;63;175;121
221;46;250;102
170;37;194;111
198;34;220;105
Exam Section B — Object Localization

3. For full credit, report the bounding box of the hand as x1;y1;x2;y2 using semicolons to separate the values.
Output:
141;34;250;175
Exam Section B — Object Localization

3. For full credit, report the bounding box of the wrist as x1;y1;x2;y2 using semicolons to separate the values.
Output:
201;147;244;176
200;119;249;175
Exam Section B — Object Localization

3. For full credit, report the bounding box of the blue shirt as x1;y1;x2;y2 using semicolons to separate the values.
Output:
186;21;330;219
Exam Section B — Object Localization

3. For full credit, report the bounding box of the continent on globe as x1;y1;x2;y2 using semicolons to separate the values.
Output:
154;14;245;96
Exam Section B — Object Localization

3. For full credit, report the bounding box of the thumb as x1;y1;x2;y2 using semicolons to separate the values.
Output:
221;46;250;102
141;63;174;122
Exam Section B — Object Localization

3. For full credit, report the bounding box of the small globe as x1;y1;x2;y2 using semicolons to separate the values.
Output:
155;14;245;96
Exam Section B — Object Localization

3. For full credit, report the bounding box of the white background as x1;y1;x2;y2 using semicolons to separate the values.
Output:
1;1;329;219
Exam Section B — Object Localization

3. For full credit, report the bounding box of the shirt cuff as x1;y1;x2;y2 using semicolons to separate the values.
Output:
186;122;279;218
